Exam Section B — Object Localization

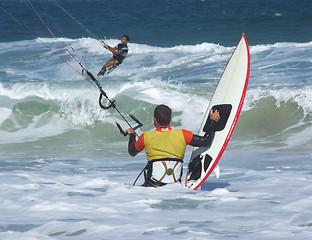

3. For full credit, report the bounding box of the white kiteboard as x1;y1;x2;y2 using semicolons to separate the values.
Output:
186;34;250;190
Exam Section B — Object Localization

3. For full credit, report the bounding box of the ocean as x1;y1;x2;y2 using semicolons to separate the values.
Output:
0;0;312;239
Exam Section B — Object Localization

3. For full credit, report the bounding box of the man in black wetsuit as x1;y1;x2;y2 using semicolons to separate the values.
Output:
97;35;129;78
126;104;220;187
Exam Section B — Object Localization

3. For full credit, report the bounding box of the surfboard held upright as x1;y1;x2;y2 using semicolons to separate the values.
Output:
186;34;250;190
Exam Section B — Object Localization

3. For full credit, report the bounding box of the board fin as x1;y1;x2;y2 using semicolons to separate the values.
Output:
213;165;220;179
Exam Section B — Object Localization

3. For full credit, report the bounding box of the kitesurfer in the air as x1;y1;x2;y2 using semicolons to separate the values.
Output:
127;104;220;187
97;35;129;78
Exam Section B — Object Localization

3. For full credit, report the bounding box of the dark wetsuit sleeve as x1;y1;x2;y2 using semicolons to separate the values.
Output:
128;133;141;156
189;119;217;148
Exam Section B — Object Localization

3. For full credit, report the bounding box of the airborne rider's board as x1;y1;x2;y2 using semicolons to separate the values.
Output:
186;34;250;190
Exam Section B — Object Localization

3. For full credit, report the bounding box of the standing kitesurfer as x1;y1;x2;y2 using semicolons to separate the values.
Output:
127;104;220;187
97;35;129;78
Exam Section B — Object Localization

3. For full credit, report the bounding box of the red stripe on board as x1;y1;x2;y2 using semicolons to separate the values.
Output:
190;34;250;190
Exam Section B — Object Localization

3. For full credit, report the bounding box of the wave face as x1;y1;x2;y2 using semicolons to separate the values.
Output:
1;38;312;157
1;1;312;239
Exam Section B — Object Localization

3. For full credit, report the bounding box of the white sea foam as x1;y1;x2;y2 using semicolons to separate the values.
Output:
0;107;11;124
1;156;311;239
244;86;312;114
1;78;311;145
1;38;312;239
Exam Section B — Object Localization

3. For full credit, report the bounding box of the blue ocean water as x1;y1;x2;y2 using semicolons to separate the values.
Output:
1;0;312;46
0;0;312;239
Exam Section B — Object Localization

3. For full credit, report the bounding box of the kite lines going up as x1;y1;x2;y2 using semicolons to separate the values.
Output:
1;0;143;137
48;0;120;76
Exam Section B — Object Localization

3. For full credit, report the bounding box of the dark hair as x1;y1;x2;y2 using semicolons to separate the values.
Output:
154;104;172;126
123;35;130;42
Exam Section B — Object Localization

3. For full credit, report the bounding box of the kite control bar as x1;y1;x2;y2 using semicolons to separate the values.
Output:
99;91;116;110
83;67;143;136
99;93;143;136
116;114;143;136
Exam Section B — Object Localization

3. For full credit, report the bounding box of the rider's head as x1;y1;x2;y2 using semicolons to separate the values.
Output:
154;104;172;127
122;35;130;43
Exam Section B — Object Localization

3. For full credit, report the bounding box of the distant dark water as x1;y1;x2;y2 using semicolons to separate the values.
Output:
1;0;311;46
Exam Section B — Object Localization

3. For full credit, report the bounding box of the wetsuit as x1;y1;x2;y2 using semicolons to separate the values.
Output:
128;119;217;187
113;43;128;64
98;43;128;76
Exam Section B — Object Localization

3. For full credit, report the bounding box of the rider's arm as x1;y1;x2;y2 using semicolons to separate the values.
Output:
187;119;217;148
104;44;120;55
128;131;144;156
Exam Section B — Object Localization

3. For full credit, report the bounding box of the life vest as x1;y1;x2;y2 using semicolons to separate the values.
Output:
143;128;187;161
141;128;188;186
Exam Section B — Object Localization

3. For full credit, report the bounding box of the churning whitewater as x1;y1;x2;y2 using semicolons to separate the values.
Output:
0;0;312;239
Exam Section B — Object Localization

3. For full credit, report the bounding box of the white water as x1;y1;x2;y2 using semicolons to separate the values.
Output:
1;152;312;239
1;38;312;239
